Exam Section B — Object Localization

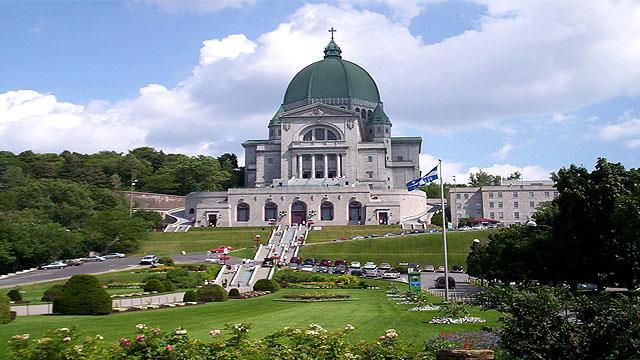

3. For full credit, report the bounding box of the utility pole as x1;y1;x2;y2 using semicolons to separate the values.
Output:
129;175;138;217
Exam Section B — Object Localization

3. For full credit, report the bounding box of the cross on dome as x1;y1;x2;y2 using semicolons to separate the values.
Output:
328;27;337;40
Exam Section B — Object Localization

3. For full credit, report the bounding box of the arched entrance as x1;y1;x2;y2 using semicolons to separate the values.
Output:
348;201;363;224
291;201;307;225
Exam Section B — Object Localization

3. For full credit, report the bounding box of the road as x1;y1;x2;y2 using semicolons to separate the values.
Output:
0;253;245;288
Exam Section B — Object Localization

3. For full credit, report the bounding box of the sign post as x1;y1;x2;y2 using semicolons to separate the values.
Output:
408;270;422;293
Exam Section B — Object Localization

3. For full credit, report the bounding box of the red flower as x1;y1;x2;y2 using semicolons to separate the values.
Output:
165;344;174;351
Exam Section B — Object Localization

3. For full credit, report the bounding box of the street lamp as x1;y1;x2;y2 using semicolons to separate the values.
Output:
254;235;261;249
129;177;138;217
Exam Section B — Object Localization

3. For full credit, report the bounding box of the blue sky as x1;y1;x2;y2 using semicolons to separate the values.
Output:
1;0;638;183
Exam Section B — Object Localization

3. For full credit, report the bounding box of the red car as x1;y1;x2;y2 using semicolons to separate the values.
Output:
319;259;332;267
210;246;233;253
290;256;302;264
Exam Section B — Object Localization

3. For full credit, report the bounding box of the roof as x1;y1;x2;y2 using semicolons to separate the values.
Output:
282;40;381;108
390;137;422;143
369;104;391;125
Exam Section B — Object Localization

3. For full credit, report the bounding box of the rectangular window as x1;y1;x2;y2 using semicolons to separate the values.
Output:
457;213;462;219
498;202;503;208
544;191;550;197
489;201;494;208
514;201;519;208
529;191;534;198
367;156;373;162
499;212;504;219
489;192;494;198
490;212;495;219
530;201;535;208
514;212;520;219
456;203;461;210
456;194;461;199
367;171;374;178
464;194;469;199
513;191;518;198
498;192;503;198
315;128;325;140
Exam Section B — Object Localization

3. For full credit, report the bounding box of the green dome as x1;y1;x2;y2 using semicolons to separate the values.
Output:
282;40;381;107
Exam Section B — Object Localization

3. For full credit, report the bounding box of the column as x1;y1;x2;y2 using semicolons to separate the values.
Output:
323;154;328;179
337;154;342;177
311;154;316;179
297;154;302;178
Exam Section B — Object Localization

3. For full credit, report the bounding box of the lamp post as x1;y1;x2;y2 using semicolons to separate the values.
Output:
129;177;138;218
254;235;261;249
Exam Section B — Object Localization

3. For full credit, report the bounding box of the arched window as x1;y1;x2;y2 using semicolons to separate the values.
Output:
367;110;372;119
303;131;313;141
349;201;363;222
327;130;337;140
301;127;341;141
189;208;195;214
264;202;277;221
361;109;366;120
320;202;334;221
237;203;250;222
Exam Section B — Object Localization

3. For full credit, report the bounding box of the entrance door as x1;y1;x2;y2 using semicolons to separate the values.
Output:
348;202;363;224
208;214;218;227
379;212;388;225
291;201;307;225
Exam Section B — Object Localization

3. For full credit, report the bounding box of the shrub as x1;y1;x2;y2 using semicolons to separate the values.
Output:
228;288;240;298
162;280;176;292
196;284;227;302
144;279;165;293
6;289;22;302
158;256;175;266
253;279;279;292
0;293;13;324
53;274;112;315
41;284;64;302
183;290;197;302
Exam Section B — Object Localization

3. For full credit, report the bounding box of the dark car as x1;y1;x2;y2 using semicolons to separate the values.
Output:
435;276;456;289
316;266;329;273
576;283;599;292
334;259;347;266
451;265;464;273
408;263;420;272
262;257;275;267
332;264;347;274
350;268;364;276
290;256;302;264
303;258;316;265
319;259;332;267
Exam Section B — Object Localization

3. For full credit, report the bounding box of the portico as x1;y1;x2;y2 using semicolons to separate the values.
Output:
294;153;344;179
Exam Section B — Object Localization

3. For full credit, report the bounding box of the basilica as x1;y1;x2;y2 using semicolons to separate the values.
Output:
185;36;429;227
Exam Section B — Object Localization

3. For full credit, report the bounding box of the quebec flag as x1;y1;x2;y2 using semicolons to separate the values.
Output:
406;165;439;191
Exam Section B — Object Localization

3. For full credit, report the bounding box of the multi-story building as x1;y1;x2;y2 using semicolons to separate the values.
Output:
448;180;557;227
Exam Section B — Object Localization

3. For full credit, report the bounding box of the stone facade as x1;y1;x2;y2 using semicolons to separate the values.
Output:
448;180;557;227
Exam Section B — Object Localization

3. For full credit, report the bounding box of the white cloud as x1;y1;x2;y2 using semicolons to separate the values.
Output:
599;113;640;141
626;139;640;148
200;34;257;66
140;0;255;14
491;142;513;160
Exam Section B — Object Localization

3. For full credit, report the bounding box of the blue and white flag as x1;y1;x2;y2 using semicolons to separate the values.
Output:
406;165;439;191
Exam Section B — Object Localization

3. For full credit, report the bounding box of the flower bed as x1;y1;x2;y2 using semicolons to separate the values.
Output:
111;291;158;298
428;316;486;324
112;302;200;313
409;305;441;311
276;293;353;302
236;291;270;299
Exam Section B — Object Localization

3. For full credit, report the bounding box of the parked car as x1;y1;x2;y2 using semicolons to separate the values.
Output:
319;259;332;267
363;262;377;270
408;263;420;272
205;257;220;264
436;266;446;273
139;255;159;265
316;265;329;273
42;261;68;270
351;236;365;240
286;263;300;270
103;252;126;259
83;256;106;262
332;264;347;274
459;226;471;231
262;257;275;267
349;261;361;269
451;265;464;273
435;276;456;289
422;265;435;272
210;246;233;254
382;270;401;279
303;258;316;265
379;262;391;271
334;259;347;266
350;268;364;276
64;258;85;266
300;264;314;272
487;224;498;229
364;269;379;278
290;256;302;264
576;283;599;292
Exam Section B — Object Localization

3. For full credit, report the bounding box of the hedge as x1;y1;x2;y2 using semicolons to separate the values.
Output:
253;279;280;292
196;285;227;302
162;280;176;292
6;289;21;302
183;290;198;302
228;288;240;298
41;284;64;302
53;274;112;315
143;279;165;293
0;293;13;324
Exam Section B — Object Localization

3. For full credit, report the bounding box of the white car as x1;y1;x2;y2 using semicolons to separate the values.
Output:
139;255;159;265
300;264;314;272
382;270;401;279
103;252;125;259
83;256;106;262
205;257;220;264
379;263;392;271
363;262;377;270
349;261;361;269
42;261;68;270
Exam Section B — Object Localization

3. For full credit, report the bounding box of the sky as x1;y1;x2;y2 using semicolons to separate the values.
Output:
1;0;639;184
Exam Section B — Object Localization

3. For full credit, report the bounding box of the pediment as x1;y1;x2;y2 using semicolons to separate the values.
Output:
281;103;357;118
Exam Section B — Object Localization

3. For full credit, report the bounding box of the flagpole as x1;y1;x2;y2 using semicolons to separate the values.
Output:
439;159;450;302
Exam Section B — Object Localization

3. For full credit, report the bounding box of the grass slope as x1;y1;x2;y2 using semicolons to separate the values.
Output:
299;230;496;267
0;286;500;356
306;225;405;243
137;227;272;256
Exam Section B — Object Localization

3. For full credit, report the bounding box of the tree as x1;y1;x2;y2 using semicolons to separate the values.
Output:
82;209;149;253
506;171;522;181
53;274;112;315
468;170;502;186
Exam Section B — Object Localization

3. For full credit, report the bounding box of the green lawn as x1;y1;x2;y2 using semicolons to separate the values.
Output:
137;227;272;256
0;285;500;357
299;230;496;267
306;225;406;243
